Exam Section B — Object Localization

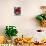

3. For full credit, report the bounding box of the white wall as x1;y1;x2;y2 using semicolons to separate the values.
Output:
0;0;46;40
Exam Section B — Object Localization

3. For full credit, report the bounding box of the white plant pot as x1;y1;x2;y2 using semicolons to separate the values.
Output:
11;36;17;44
7;39;11;44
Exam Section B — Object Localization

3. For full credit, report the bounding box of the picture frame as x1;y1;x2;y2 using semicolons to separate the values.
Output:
14;7;21;15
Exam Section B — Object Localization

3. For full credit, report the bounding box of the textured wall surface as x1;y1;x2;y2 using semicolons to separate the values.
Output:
0;0;46;42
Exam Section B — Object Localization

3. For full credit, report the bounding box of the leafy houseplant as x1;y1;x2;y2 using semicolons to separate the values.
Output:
36;14;46;21
36;14;46;27
5;26;18;39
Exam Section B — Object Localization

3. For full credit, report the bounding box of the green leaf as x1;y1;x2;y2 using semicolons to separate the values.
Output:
44;15;46;20
36;15;44;21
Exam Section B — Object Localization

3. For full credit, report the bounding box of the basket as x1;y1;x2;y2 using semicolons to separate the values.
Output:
40;20;46;27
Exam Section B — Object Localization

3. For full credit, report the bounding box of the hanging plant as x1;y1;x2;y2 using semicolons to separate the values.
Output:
36;14;46;27
36;6;46;27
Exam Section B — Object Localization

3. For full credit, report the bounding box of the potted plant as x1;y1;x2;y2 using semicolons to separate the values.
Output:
5;26;18;43
36;6;46;27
